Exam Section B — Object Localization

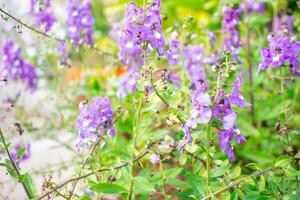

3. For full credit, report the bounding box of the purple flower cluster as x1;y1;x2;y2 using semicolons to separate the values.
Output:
180;73;249;160
1;40;37;90
30;0;56;32
76;97;115;150
260;30;300;77
114;0;165;98
11;143;31;163
166;31;181;65
66;0;95;47
183;45;206;87
241;0;265;14
222;6;242;63
119;0;165;64
214;74;250;160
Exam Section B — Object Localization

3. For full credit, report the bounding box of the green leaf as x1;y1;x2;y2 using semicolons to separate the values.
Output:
246;163;261;171
274;155;292;168
90;183;127;194
186;173;205;198
134;177;155;194
19;173;37;199
179;153;187;166
78;195;92;200
229;166;241;179
258;175;265;192
18;147;26;160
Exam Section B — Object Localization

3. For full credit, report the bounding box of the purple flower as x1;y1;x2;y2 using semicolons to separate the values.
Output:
30;0;56;32
241;0;265;15
178;124;192;151
1;40;37;90
166;31;181;65
76;97;115;150
230;73;251;107
222;6;242;62
66;0;95;47
11;143;31;163
117;68;138;98
57;41;70;66
149;153;160;164
115;0;165;98
259;30;300;77
274;15;293;33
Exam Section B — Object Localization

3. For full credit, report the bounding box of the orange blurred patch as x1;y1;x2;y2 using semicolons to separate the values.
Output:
115;66;128;77
65;67;83;82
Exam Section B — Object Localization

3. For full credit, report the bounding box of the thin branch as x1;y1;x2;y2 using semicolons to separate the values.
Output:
201;167;275;200
37;150;149;200
0;128;32;199
0;8;120;60
68;137;101;198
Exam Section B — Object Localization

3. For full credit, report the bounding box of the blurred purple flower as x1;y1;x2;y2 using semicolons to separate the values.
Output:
66;0;95;47
1;40;37;90
222;6;242;63
30;0;56;32
76;97;115;150
241;0;265;14
166;31;181;65
149;153;160;164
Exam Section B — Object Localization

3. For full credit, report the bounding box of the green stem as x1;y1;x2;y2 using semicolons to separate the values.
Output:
205;121;212;195
0;128;33;199
279;68;290;145
160;159;167;199
202;167;275;200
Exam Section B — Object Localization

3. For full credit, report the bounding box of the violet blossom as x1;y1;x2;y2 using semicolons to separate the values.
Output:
66;0;95;47
30;0;56;32
241;0;265;15
76;97;115;150
259;30;300;77
115;0;165;98
1;40;37;90
222;6;242;63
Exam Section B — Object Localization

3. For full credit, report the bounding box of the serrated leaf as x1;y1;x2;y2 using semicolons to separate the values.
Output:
274;155;292;168
19;173;36;199
90;183;127;194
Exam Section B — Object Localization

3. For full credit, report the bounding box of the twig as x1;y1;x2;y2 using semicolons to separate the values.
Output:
201;167;275;200
0;8;120;60
68;137;102;199
0;128;32;199
37;150;149;200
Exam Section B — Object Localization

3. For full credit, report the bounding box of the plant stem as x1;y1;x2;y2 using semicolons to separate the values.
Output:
202;167;275;200
279;68;290;145
37;150;150;200
69;137;101;199
205;121;212;195
246;23;256;127
0;128;33;199
160;159;167;199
